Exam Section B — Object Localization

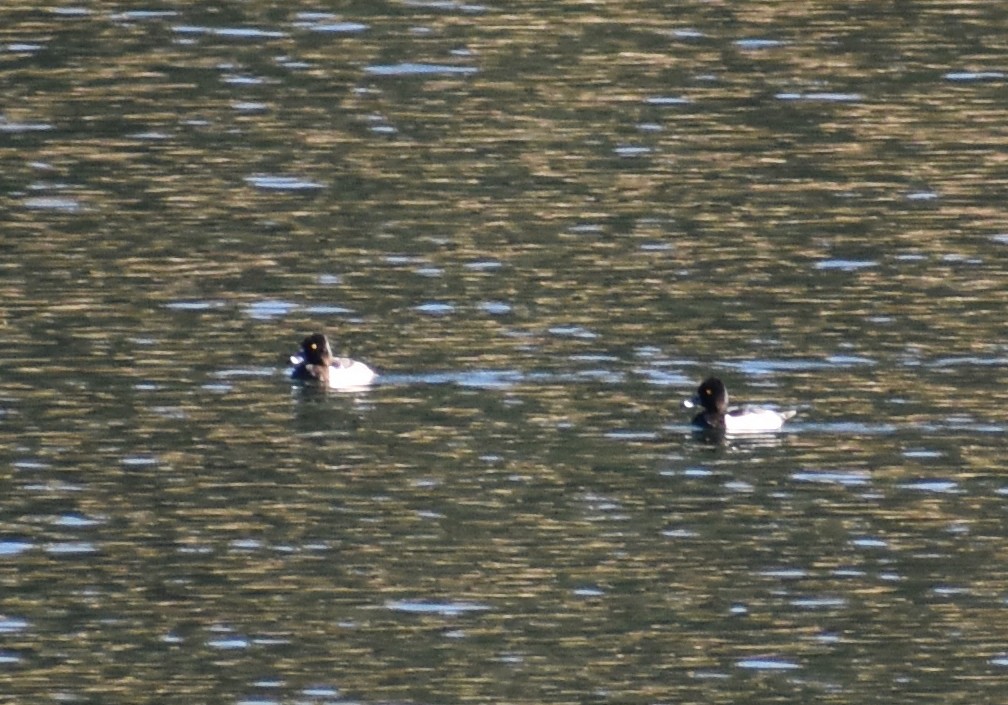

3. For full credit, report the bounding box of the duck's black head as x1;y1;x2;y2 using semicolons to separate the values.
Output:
299;333;333;366
692;377;729;415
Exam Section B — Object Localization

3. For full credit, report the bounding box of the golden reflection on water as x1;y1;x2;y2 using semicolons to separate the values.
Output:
2;2;1008;703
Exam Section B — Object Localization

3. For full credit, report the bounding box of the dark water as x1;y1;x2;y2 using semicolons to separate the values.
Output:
3;2;1008;703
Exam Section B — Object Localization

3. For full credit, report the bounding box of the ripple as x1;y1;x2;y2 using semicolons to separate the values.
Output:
826;354;876;366
790;470;871;486
776;92;863;102
302;304;354;315
638;367;692;387
387;369;522;390
640;241;674;253
112;11;178;21
681;467;713;477
164;300;225;311
850;536;887;549
548;325;597;339
386;600;490;615
13;460;50;470
899;480;958;493
944;71;1004;81
402;0;488;11
662;527;698;538
614;145;652;157
759;568;807;579
232;101;268;112
645;96;691;106
932;585;970;597
202;383;233;393
173;25;287;39
364;63;478;77
479;301;512;315
222;75;264;86
0;617;29;633
245;175;324;191
309;22;369;34
4;43;45;53
731;356;872;374
798;421;898;435
926;355;1008;368
23;196;81;212
385;254;426;266
294;12;337;21
0;541;32;556
734;38;785;50
301;687;340;699
45;542;98;555
277;57;311;70
736;658;800;670
54;513;102;528
244;299;297;319
814;258;877;271
415;302;455;315
790;596;847;609
1;119;52;132
215;369;280;381
464;259;502;271
121;456;159;467
130;130;170;140
604;429;659;441
901;448;942;459
833;568;867;578
230;539;262;551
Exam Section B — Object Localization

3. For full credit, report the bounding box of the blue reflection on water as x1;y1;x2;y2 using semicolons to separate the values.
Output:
386;600;490;615
244;175;324;191
173;25;286;39
736;658;800;670
382;370;523;389
364;63;478;76
814;258;877;271
0;541;32;556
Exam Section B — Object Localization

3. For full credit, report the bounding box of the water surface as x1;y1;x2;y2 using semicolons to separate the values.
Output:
3;2;1008;703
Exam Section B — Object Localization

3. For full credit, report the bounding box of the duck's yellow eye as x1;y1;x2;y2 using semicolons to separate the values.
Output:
310;343;317;350
705;388;711;395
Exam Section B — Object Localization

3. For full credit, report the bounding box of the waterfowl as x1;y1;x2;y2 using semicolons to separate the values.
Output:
290;332;375;390
683;377;795;434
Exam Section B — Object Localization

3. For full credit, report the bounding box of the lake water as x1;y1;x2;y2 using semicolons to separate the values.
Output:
3;2;1008;703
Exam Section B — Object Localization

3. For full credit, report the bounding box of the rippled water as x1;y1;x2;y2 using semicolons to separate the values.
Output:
3;2;1008;703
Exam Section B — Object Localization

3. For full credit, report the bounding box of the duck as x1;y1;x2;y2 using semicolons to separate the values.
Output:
683;377;795;434
290;332;376;390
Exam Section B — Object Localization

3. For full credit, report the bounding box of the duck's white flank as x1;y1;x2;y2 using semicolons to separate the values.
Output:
327;358;376;390
722;408;796;434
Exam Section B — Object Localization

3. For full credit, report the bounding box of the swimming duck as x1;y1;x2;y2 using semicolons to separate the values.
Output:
290;332;376;390
683;377;795;434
